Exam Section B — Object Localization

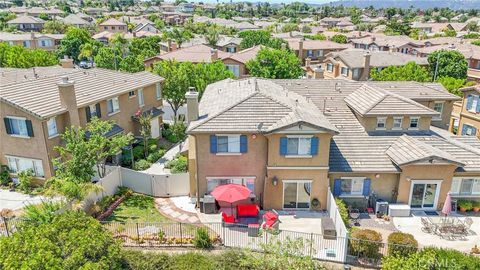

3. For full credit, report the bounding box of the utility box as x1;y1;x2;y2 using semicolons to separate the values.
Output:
375;199;388;217
321;217;337;239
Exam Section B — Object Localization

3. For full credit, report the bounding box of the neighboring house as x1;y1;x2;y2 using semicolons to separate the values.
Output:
8;6;63;18
186;78;479;212
450;85;480;137
215;36;242;53
0;65;164;180
176;2;195;13
322;49;428;81
98;18;127;33
349;35;424;55
144;44;261;78
287;39;350;65
84;7;108;17
7;15;45;32
61;14;91;28
161;12;192;25
411;22;467;35
132;19;159;34
0;32;64;51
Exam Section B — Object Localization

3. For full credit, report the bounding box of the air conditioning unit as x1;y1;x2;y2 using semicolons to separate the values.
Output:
375;199;388;217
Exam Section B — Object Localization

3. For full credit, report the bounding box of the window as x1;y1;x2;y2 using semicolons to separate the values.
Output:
393;117;403;130
6;156;44;177
128;91;136;98
340;177;364;196
466;94;479;113
217;135;240;153
107;97;120;115
462;124;477;136
39;39;51;47
433;102;444;119
225;64;240;77
409;117;419;129
317;50;324;57
5;117;29;137
22;41;30;48
226;46;236;53
451;178;480;195
376;117;386;130
287;137;311;156
112;26;116;30
207;177;255;194
283;181;311;209
326;63;333;72
103;26;107;30
138;88;144;107
341;67;349;76
352;68;360;79
156;83;162;100
307;50;313;57
47;117;58;137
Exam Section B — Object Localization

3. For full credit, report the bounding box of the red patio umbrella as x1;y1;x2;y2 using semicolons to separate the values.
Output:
211;184;252;215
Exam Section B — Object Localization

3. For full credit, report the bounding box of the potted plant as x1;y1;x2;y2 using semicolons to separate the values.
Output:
472;245;480;255
473;201;480;213
458;200;473;212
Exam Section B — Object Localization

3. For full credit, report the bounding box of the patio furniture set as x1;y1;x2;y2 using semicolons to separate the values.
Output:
421;216;474;240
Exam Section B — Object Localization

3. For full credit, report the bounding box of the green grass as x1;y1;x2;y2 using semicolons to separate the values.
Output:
105;193;168;223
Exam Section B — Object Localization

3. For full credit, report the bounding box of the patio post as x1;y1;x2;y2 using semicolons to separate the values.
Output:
309;232;314;256
222;223;225;245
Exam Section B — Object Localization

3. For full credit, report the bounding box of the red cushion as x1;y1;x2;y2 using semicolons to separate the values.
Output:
222;212;235;223
236;204;259;217
263;211;277;221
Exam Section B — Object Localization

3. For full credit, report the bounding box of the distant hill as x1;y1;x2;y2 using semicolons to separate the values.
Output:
322;0;480;10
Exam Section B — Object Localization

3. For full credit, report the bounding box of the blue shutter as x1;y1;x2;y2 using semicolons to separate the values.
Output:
333;179;342;196
310;136;319;155
363;178;371;197
86;106;91;122
476;96;480;113
466;95;474;111
210;135;217;153
26;120;34;137
279;137;288;155
3;118;12;135
240;135;247;153
96;103;102;118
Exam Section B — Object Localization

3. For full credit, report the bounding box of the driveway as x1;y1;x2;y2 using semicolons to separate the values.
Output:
0;189;46;210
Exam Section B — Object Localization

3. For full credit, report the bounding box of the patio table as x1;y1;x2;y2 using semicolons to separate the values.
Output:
427;216;466;238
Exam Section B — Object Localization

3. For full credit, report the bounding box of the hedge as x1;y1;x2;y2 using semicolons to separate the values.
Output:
349;228;383;259
387;232;418;256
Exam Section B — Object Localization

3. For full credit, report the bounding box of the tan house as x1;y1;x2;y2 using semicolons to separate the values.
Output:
349;34;424;55
186;78;479;213
287;39;350;65
450;85;480;137
321;49;429;81
0;66;164;180
0;32;64;51
98;18;127;33
7;15;45;32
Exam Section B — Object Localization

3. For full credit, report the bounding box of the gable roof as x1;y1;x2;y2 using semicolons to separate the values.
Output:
386;134;465;167
7;15;44;24
187;78;338;134
327;49;428;68
62;14;90;26
99;18;126;26
344;84;439;117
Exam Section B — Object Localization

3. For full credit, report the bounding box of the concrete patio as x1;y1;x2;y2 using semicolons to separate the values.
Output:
0;189;46;211
393;213;480;252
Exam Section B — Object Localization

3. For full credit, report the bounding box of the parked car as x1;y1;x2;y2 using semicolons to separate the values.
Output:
79;60;93;69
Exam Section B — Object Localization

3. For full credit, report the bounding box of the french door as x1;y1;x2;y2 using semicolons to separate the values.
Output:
410;181;441;209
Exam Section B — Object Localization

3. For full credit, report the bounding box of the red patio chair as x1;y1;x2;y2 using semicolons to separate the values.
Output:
221;212;235;227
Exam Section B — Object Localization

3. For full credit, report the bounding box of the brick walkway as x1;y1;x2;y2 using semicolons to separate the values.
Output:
155;198;200;223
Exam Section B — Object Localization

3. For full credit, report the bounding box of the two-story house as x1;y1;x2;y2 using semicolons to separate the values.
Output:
288;39;350;65
186;78;480;212
450;85;480;137
0;32;64;51
98;18;127;33
7;15;45;32
0;66;164;181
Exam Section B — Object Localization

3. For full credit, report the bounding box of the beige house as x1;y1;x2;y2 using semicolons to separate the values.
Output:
450;85;480;137
98;18;127;33
0;65;164;180
288;39;350;65
186;78;480;212
0;32;64;51
7;15;45;32
349;34;424;55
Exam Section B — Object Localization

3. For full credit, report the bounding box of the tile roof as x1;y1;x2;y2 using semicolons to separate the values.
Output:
327;49;428;68
62;14;90;25
99;18;126;26
0;68;163;119
288;39;351;50
7;15;44;24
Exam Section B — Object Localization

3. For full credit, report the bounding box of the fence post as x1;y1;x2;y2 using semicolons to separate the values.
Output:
309;233;314;256
2;217;9;237
179;222;183;247
136;222;140;244
222;223;225;245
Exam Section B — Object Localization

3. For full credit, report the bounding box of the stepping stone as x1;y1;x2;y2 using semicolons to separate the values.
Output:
187;216;199;223
170;212;181;218
163;208;174;215
178;214;189;221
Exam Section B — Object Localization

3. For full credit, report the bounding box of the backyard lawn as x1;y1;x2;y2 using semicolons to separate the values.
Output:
105;193;168;223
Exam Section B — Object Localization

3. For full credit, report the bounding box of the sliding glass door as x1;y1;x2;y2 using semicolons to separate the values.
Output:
283;181;312;209
410;182;440;209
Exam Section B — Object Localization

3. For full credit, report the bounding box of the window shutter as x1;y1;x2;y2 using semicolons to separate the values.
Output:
210;135;217;153
333;179;342;196
279;137;288;155
96;103;101;118
466;95;474;111
310;136;319;155
86;106;91;122
4;118;12;134
240;135;247;153
477;96;480;113
26;120;34;137
363;178;371;197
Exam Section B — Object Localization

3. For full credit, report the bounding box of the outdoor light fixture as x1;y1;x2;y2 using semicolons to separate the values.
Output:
251;134;257;139
375;174;380;179
272;176;278;186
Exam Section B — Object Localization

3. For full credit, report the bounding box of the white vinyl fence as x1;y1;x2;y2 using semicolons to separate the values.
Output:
326;188;349;262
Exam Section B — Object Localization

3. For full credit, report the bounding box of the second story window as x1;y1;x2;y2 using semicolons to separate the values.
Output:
225;64;240;77
210;134;247;154
326;63;333;72
156;83;162;100
352;68;360;79
280;136;319;157
128;91;136;98
341;67;349;76
138;89;144;107
47;117;58;138
376;117;386;130
466;94;480;113
86;103;101;122
462;124;477;136
4;116;33;137
107;97;120;115
393;117;403;130
409;117;419;130
433;102;444;119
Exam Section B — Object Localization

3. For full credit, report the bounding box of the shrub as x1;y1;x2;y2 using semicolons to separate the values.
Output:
174;252;216;270
335;198;349;226
458;199;473;211
165;156;188;173
193;227;212;249
162;121;186;143
387;232;418;256
121;250;171;270
0;165;11;186
17;169;34;193
23;201;64;225
349;229;383;259
146;149;166;163
133;145;145;160
134;159;151;171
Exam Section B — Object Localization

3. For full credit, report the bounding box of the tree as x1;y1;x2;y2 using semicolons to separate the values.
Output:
0;211;123;269
163;27;193;48
128;36;162;59
238;30;287;50
331;34;348;44
153;60;234;120
57;27;94;62
42;20;68;34
119;55;145;73
47;118;131;201
437;76;476;96
428;50;468;80
246;47;303;79
370;62;431;82
136;109;153;158
467;21;479;32
0;43;58;68
281;23;299;33
205;26;220;46
94;46;117;70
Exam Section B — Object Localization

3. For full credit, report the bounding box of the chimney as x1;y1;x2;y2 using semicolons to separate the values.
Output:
185;87;199;124
362;51;371;80
171;42;178;52
371;36;376;42
132;31;137;38
313;67;324;79
59;55;74;68
298;39;304;63
210;48;218;62
305;57;311;67
58;76;80;126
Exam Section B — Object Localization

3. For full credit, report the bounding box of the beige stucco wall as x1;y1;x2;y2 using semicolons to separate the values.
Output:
188;135;197;197
222;58;247;78
419;100;455;130
354;112;432;132
457;89;480;137
396;164;457;210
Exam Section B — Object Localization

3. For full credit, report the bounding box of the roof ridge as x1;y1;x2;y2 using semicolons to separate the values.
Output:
377;86;438;114
357;84;387;114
